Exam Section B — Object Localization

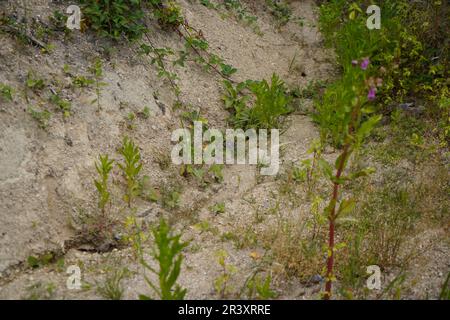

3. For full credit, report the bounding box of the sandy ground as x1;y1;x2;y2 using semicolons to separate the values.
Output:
0;0;448;299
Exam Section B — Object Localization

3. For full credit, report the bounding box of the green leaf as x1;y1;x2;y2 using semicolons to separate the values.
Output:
319;159;333;178
337;198;356;218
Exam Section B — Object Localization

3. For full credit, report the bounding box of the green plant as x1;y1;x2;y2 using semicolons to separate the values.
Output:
139;218;188;300
27;252;54;269
118;137;143;208
139;106;151;119
224;74;292;130
49;10;68;31
161;187;181;210
25;71;45;101
139;44;181;98
151;0;183;30
80;0;148;40
138;175;159;202
314;59;381;299
211;202;225;215
24;282;56;300
245;274;277;299
214;249;237;298
266;0;292;26
25;72;45;91
28;107;51;129
0;83;13;101
319;1;448;118
88;58;107;111
73;75;94;88
49;93;71;117
94;155;114;216
97;267;129;300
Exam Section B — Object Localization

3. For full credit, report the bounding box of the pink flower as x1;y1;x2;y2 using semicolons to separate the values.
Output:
360;58;370;70
367;86;376;101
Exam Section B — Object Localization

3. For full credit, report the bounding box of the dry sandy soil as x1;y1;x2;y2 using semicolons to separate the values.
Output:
0;0;448;299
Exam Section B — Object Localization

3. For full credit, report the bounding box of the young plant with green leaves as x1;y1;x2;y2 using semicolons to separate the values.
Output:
49;93;71;117
88;58;107;111
313;58;382;299
139;218;188;300
94;154;114;216
28;107;51;129
118;137;143;208
243;271;277;300
0;83;13;101
223;74;292;130
97;267;129;300
214;249;237;298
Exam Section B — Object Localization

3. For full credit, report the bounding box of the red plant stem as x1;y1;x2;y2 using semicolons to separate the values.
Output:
323;144;349;300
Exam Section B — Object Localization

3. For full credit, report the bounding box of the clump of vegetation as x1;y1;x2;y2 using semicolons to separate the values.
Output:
244;273;277;299
25;71;45;101
97;267;130;300
223;74;293;130
0;83;13;101
24;282;57;300
27;252;55;269
318;1;449;130
266;0;292;26
73;75;94;88
28;107;51;129
152;0;184;30
80;0;148;40
139;218;188;300
49;93;71;117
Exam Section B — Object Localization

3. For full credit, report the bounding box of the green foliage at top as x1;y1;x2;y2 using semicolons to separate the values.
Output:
139;218;188;300
313;64;380;147
318;1;449;109
80;0;183;40
223;74;293;130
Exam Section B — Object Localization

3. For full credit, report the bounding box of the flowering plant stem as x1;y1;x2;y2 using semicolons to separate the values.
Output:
323;96;364;299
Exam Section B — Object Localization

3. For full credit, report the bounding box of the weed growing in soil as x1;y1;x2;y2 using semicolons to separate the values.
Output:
49;92;71;117
80;0;148;40
118;137;143;208
88;58;106;111
139;219;188;300
244;274;277;299
28;107;51;129
214;249;237;298
266;0;292;26
24;71;45;101
0;83;13;101
97;267;130;300
224;74;292;130
94;155;114;216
